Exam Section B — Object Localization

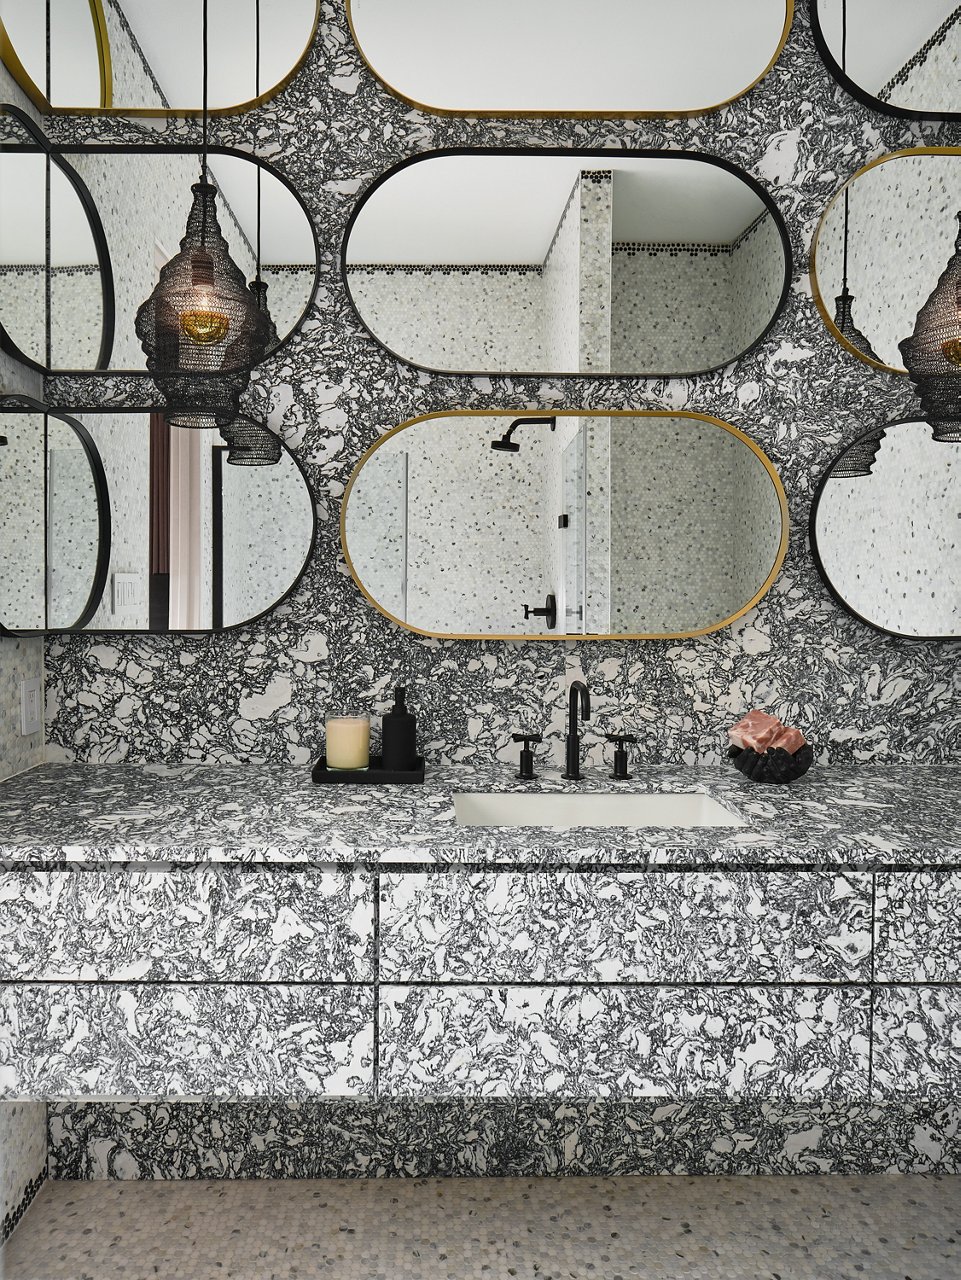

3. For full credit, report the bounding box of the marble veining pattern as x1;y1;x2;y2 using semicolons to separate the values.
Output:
379;985;870;1100
0;984;374;1099
875;871;961;982
379;870;871;984
873;987;961;1100
0;762;957;869
34;5;961;772
0;868;374;982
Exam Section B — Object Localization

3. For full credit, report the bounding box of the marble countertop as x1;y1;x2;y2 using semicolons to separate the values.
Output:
0;761;958;870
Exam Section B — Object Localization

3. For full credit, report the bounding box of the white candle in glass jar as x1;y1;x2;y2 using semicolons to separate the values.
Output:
326;715;370;770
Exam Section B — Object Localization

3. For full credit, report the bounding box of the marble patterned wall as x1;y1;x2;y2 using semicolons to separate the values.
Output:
34;5;961;769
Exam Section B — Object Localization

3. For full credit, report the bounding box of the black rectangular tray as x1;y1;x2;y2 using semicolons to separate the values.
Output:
311;754;425;785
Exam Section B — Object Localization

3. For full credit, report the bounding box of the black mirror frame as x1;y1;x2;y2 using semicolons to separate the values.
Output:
810;2;961;123
0;103;321;380
0;394;112;634
0;395;317;637
809;417;959;641
0;105;116;374
340;146;793;381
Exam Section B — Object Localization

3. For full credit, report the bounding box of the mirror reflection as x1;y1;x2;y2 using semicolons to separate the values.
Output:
811;420;961;638
812;151;961;371
0;405;315;634
347;0;791;117
0;141;318;374
813;1;961;117
345;153;790;379
0;0;318;113
0;409;107;631
343;412;787;640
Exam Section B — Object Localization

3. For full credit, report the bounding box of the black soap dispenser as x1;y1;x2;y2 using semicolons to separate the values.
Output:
381;686;418;772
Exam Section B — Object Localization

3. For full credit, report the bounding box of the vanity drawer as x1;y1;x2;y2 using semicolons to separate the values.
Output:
875;873;961;981
379;984;870;1099
0;983;374;1099
379;871;871;984
872;987;961;1100
0;869;374;982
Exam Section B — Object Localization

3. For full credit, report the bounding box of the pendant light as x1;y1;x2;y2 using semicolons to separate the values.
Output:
135;0;268;429
220;414;283;466
832;0;880;363
830;427;886;479
899;212;961;443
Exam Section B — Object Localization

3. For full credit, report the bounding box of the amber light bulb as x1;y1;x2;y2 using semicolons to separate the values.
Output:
179;250;230;346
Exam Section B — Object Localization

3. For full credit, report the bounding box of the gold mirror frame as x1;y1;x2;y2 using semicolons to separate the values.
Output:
0;0;320;116
810;146;961;375
345;0;794;120
341;409;789;642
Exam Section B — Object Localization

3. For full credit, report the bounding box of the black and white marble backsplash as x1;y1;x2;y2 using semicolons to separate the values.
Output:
28;5;960;769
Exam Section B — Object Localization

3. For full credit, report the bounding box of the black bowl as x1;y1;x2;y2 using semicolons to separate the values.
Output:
727;742;814;784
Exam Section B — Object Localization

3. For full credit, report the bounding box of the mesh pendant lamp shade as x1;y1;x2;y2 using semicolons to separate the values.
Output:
831;429;886;478
833;286;881;362
218;414;282;466
899;212;961;443
247;278;279;356
135;180;269;429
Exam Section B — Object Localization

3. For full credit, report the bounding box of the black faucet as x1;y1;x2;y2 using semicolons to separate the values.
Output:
563;680;591;780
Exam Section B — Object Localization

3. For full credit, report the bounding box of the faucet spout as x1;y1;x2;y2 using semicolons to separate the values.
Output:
563;680;590;780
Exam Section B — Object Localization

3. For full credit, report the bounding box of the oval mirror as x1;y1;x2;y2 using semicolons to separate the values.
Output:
0;400;316;634
812;1;961;119
0;137;319;374
0;0;319;114
344;150;791;379
347;1;792;118
812;149;961;372
0;131;113;373
810;419;961;639
0;406;109;632
343;411;788;640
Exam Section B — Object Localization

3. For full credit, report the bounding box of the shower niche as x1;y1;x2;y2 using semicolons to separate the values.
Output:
342;149;791;379
342;411;788;640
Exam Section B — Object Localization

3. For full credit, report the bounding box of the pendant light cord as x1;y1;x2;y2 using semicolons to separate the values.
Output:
255;0;262;282
840;0;850;294
201;0;209;183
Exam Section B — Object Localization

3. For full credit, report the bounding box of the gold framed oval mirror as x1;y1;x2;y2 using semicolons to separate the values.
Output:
342;411;788;641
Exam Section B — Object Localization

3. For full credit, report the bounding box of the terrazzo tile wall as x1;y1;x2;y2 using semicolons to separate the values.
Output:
0;267;103;369
0;1103;46;1245
877;7;961;113
24;2;961;768
541;179;581;371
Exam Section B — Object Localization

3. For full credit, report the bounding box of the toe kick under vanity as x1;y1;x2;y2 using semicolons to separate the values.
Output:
0;762;958;1106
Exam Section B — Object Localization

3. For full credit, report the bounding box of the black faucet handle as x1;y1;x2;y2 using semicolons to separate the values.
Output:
605;733;637;781
512;732;542;780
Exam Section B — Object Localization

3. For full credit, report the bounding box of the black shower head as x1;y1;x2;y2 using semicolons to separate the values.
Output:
490;416;556;454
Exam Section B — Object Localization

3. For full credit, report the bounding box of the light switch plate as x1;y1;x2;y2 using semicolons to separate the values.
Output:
20;677;41;736
112;573;140;612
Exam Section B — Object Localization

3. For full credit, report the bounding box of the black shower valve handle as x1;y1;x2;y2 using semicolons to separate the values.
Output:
512;732;543;781
605;732;638;781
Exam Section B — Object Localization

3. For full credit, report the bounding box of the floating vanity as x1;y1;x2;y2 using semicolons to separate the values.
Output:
0;762;957;1106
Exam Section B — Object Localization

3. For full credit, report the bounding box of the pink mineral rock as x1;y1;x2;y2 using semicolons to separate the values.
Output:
769;725;807;755
727;710;784;753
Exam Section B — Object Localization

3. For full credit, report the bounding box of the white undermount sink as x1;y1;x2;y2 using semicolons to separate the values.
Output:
453;791;745;830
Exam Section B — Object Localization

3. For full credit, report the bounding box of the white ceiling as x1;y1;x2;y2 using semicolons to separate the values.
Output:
349;0;788;114
206;155;316;266
0;0;316;109
817;0;959;92
0;156;100;264
346;156;766;265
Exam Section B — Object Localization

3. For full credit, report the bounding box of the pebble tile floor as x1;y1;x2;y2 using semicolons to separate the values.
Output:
1;1175;958;1280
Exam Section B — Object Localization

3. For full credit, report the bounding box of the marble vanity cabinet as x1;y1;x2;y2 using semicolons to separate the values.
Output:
0;762;957;1104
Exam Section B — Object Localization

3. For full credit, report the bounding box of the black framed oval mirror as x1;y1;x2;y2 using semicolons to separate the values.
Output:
0;400;110;632
812;1;961;121
0;109;115;374
343;149;791;380
0;0;319;115
810;419;961;639
811;148;961;373
0;398;316;635
347;0;793;119
343;410;788;641
0;105;320;377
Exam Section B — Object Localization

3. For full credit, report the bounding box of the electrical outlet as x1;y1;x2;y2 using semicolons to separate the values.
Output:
19;677;41;736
